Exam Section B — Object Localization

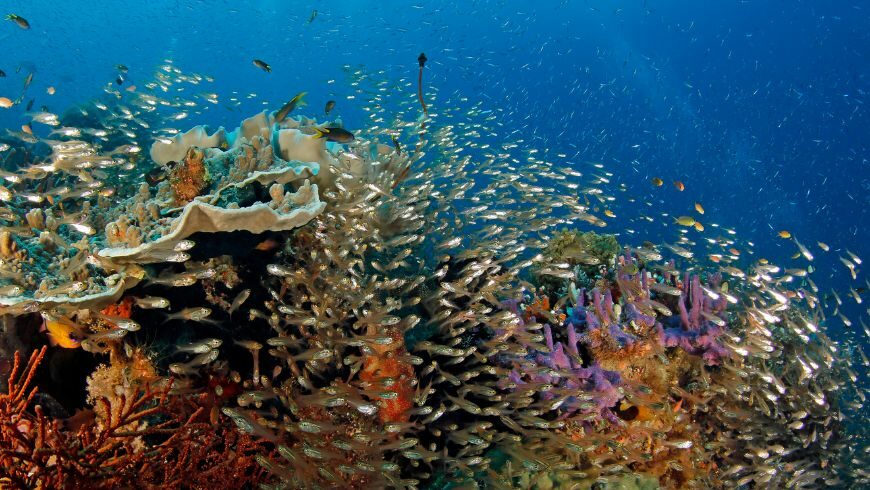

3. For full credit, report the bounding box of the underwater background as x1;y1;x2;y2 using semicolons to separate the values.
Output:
3;0;867;295
0;1;867;488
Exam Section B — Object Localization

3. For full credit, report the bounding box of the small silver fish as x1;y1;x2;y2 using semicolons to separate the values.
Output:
133;296;170;309
229;288;251;315
176;338;222;353
163;307;214;323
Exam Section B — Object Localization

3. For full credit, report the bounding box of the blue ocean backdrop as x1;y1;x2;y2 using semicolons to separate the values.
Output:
2;1;866;292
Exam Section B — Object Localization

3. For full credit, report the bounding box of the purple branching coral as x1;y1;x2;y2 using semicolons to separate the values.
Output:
657;273;730;365
496;251;733;428
499;296;625;423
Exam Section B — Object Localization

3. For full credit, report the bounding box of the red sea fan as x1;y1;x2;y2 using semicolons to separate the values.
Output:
0;347;273;489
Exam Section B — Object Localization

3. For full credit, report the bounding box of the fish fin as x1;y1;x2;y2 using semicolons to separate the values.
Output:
311;126;330;139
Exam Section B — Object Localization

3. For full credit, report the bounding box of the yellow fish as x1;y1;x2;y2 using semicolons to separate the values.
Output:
778;230;791;239
694;202;705;214
43;317;84;349
604;209;616;218
693;221;704;232
651;177;663;187
675;216;695;227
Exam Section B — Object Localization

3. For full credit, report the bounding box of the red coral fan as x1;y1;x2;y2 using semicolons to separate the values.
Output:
0;347;274;489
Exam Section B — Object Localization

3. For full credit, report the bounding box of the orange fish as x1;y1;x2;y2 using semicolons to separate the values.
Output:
693;221;704;232
673;180;685;191
651;177;663;187
694;202;704;214
778;230;791;239
255;238;281;251
43;317;84;349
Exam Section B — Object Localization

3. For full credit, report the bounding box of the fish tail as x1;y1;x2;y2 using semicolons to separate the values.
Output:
311;126;329;139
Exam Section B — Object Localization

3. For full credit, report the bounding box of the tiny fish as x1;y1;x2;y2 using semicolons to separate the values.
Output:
6;14;30;30
253;59;271;73
0;284;23;296
229;288;251;315
694;202;704;214
651;177;663;186
324;99;336;114
793;237;814;261
133;296;170;309
673;180;685;191
0;97;13;109
778;230;791;239
163;306;213;323
177;338;222;354
275;92;306;122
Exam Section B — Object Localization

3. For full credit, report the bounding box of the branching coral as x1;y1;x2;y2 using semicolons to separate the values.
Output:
0;346;273;488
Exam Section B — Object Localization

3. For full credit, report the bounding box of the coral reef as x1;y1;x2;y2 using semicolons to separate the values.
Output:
0;64;862;489
536;230;620;293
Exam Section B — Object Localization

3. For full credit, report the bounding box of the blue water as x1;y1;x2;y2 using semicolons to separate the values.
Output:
1;1;866;326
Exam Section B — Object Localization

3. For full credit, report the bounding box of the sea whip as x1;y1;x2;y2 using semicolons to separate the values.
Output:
393;52;428;189
417;52;428;116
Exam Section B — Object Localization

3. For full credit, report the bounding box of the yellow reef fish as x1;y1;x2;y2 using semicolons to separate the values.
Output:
43;317;84;349
694;202;705;214
675;216;695;227
651;177;663;187
778;230;791;239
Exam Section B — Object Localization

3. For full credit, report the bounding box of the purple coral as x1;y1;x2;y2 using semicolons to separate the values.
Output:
657;274;730;365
